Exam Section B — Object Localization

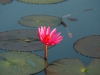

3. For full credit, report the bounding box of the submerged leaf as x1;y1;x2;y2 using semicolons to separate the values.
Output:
67;18;78;21
0;52;48;75
84;8;93;12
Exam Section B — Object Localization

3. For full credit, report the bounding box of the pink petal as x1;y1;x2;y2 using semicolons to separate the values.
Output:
54;36;63;42
48;36;63;45
53;37;63;44
46;26;50;35
43;26;46;36
50;28;56;38
38;27;40;34
49;32;61;42
39;26;46;40
40;26;44;34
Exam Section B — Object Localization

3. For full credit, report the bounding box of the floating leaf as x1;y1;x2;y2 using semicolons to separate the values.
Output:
0;29;53;52
73;35;100;58
0;0;12;5
17;0;67;4
46;58;85;75
86;59;100;75
0;56;7;61
0;52;48;75
46;58;100;75
18;15;62;28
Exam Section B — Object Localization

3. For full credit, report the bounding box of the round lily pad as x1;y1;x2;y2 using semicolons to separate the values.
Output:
17;0;67;4
0;0;12;5
46;58;100;75
73;35;100;58
18;15;62;28
0;29;52;52
46;58;85;75
0;52;48;75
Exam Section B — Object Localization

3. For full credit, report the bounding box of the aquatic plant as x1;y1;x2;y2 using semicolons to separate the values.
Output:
0;52;48;75
0;0;12;5
17;0;67;4
73;35;100;58
46;58;100;75
0;29;53;52
19;15;72;38
61;21;72;38
18;15;62;28
38;26;63;60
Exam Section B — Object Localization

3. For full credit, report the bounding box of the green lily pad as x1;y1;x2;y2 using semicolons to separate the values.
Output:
46;58;100;75
17;0;67;4
0;0;12;5
18;15;62;28
73;35;100;58
0;52;48;75
46;58;85;75
86;59;100;75
0;29;52;52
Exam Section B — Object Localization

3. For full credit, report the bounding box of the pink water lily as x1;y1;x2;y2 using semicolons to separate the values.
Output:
38;26;63;60
38;26;63;46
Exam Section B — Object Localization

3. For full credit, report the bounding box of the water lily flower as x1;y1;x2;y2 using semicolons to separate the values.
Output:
38;26;63;60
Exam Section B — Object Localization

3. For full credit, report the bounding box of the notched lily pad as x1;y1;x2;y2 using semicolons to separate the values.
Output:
46;58;85;75
0;0;12;5
0;29;52;52
18;15;62;28
17;0;67;4
46;58;100;75
73;35;100;58
86;59;100;75
0;52;48;75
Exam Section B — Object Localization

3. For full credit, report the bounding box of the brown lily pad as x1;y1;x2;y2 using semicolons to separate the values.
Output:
73;35;100;58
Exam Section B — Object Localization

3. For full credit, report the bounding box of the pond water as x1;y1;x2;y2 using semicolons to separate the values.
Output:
0;0;100;75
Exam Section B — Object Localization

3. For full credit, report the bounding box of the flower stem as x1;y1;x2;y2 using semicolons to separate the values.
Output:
44;45;48;60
